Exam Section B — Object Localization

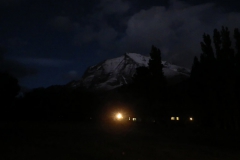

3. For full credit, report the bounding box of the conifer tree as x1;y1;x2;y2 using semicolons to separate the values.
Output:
200;33;215;62
190;56;202;100
133;66;150;85
148;45;165;86
234;28;240;56
0;72;20;101
234;28;240;100
190;56;200;82
213;29;222;59
234;28;240;69
221;27;234;62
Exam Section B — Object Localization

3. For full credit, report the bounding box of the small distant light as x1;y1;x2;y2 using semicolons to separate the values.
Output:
190;117;193;121
171;117;175;120
132;118;136;121
129;117;130;120
176;117;179;120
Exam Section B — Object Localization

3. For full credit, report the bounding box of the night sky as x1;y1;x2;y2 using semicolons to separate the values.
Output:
1;0;240;89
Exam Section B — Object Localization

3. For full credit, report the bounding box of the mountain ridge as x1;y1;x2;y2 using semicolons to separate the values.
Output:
68;53;190;90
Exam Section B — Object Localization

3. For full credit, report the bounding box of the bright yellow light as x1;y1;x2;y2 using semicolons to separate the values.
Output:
176;117;179;120
171;117;175;120
116;113;123;119
190;117;193;121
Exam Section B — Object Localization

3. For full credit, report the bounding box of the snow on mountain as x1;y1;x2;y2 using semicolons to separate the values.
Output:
69;53;190;90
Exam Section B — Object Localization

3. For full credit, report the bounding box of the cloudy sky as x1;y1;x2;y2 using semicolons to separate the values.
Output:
1;0;240;89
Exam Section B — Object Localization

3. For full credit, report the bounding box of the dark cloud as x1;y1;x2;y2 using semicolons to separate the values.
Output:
72;0;128;52
117;0;240;67
73;25;97;45
62;70;80;81
98;0;130;14
49;16;78;32
0;0;26;6
72;0;240;67
0;59;37;78
168;0;190;9
0;48;37;78
13;57;72;67
7;37;28;48
74;24;118;50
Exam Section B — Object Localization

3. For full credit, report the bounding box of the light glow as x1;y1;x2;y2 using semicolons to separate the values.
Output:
176;117;179;120
116;113;123;120
171;117;175;120
190;117;193;121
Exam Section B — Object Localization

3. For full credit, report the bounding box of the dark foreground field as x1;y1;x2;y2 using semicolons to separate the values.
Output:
1;121;240;160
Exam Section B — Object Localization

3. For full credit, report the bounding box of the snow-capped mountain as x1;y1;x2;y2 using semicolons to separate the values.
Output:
69;53;190;90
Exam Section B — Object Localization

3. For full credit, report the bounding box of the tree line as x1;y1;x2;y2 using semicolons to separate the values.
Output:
190;27;240;129
122;26;240;129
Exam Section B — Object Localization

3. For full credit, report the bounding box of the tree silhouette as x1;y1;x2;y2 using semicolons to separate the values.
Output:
0;72;20;102
234;28;240;100
0;72;20;120
132;45;165;89
148;45;166;87
132;66;150;86
190;26;240;129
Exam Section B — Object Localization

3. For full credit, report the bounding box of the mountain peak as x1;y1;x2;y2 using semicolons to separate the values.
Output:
68;53;190;90
124;53;149;66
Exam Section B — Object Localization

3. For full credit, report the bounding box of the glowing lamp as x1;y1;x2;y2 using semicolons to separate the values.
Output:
116;113;123;120
171;117;175;120
190;117;193;121
176;117;179;120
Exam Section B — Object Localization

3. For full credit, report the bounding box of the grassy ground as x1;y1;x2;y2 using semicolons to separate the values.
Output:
1;121;240;160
